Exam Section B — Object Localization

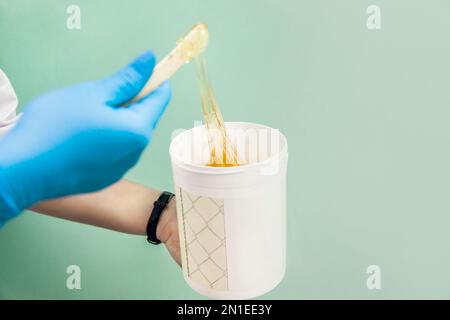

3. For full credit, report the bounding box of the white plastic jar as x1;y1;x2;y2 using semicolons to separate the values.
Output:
170;122;288;299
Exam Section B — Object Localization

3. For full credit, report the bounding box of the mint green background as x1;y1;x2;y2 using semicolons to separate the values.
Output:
1;0;450;299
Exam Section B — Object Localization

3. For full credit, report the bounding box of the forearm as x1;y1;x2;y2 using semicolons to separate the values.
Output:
31;180;180;265
32;180;166;236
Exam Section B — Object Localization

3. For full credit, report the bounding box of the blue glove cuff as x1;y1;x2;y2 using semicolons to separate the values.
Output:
0;168;21;226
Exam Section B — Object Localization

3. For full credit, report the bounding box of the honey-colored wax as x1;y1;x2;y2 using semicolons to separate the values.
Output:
194;53;240;167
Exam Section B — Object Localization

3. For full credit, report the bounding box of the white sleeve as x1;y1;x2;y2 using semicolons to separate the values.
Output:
0;69;21;138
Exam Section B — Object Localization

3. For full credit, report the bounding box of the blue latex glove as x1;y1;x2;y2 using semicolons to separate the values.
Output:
0;51;171;225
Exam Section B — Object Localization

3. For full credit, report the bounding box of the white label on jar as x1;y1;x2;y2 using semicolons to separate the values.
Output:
178;187;228;291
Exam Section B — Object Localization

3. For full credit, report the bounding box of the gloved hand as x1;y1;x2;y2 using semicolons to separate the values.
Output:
0;51;171;224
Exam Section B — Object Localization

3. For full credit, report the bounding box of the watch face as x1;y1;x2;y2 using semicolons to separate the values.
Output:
161;191;175;202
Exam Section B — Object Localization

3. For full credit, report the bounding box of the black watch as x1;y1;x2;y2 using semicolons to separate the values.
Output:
146;191;175;245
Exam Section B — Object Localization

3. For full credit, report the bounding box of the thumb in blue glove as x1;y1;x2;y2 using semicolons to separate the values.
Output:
0;51;171;224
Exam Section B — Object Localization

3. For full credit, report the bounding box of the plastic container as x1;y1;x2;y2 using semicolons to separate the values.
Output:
169;122;288;299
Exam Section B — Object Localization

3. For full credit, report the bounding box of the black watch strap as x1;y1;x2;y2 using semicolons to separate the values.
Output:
146;191;175;245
